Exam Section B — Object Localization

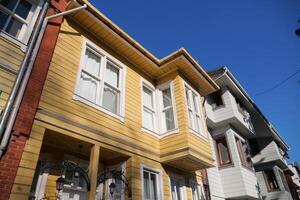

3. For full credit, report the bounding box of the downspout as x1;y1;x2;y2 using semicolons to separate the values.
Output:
0;3;87;158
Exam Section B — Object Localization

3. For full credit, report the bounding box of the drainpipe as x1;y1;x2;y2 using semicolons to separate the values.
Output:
0;3;87;158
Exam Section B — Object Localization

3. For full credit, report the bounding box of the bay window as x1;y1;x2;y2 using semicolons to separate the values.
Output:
75;40;124;119
184;83;205;136
0;0;42;44
141;80;177;135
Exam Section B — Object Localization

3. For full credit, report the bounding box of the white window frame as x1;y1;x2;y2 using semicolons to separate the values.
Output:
183;81;207;140
0;0;43;49
73;38;126;121
141;78;178;137
169;173;187;200
141;164;163;200
190;179;205;200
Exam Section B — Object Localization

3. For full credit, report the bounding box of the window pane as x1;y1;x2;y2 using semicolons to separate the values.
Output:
0;0;18;11
151;173;158;200
143;109;154;131
102;84;119;114
162;88;172;108
105;62;119;88
84;49;101;76
6;17;23;38
171;179;181;200
192;93;199;113
0;10;8;29
143;86;153;109
15;0;32;19
218;139;230;164
185;87;191;107
191;185;200;200
194;115;201;133
78;72;97;103
164;108;175;131
188;110;193;128
143;171;150;199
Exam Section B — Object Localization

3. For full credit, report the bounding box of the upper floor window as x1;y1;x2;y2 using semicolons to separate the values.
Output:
236;137;253;169
141;80;177;135
74;40;124;119
215;136;232;167
184;83;205;136
208;90;223;109
264;169;279;191
0;0;41;44
142;167;162;200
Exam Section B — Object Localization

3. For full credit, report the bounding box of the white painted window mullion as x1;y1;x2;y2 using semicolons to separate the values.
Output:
98;56;106;106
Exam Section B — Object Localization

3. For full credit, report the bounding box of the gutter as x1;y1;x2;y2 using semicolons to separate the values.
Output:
0;2;87;158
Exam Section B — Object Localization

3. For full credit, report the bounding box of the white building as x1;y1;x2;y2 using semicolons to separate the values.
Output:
204;67;293;200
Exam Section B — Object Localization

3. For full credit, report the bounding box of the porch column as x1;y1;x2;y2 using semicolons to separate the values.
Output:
88;144;100;200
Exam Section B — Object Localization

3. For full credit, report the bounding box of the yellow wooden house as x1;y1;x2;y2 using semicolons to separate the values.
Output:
10;0;219;199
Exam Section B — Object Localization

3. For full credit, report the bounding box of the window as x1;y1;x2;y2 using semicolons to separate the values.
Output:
170;176;185;200
142;168;161;200
208;90;223;108
184;84;205;136
279;170;290;192
236;137;253;169
75;41;124;118
215;136;232;166
191;182;204;200
161;87;175;131
0;0;40;43
264;170;279;191
142;85;156;131
141;80;177;135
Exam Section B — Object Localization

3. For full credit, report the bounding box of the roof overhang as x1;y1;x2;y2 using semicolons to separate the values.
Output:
65;0;219;95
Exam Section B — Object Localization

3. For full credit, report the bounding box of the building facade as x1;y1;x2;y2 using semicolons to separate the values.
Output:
205;67;259;200
0;0;221;199
205;67;294;200
0;1;297;200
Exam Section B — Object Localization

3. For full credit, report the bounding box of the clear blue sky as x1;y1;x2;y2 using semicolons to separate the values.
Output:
90;0;300;162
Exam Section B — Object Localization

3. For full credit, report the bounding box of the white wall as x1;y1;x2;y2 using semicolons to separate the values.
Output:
207;132;226;200
209;127;259;199
252;141;284;165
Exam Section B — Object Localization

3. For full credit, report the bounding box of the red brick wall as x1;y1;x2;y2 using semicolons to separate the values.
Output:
0;1;68;199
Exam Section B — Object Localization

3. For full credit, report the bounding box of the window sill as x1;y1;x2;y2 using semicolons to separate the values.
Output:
212;104;226;111
189;128;208;141
241;164;254;172
0;31;27;52
141;127;179;138
73;94;125;122
218;163;234;170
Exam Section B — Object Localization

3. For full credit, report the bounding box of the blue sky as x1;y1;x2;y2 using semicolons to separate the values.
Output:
90;0;300;162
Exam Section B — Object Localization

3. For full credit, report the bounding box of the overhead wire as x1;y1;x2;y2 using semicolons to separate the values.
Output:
253;69;300;97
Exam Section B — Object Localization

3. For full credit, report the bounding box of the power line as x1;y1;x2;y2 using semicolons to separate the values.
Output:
253;69;300;97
